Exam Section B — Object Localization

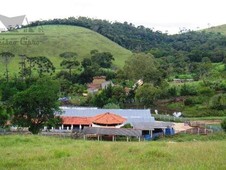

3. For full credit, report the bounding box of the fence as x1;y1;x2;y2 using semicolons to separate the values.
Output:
153;114;188;122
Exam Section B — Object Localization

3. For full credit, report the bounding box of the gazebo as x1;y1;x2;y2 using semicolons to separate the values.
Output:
91;112;127;127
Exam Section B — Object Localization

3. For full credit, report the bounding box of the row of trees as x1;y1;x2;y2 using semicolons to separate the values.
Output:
2;50;226;133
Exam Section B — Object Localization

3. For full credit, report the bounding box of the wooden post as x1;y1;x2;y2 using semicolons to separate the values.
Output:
138;136;140;142
198;128;200;135
150;130;153;139
127;136;129;142
112;136;114;141
83;135;86;140
163;128;165;135
98;135;100;141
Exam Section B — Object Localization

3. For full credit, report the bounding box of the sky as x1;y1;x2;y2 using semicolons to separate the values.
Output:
0;0;226;34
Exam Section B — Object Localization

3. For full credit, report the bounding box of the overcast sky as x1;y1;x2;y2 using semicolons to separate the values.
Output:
1;0;226;34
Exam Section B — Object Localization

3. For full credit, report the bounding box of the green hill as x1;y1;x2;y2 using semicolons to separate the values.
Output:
0;25;132;75
205;24;226;35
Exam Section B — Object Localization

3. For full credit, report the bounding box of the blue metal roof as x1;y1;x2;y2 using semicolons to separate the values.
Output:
131;122;174;130
59;107;155;123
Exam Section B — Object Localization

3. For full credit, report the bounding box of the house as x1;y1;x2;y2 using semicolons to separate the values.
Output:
0;14;28;32
87;76;113;94
0;20;7;32
60;112;127;130
55;107;174;141
59;107;155;125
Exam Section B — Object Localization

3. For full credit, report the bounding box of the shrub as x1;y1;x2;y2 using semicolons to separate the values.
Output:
209;94;226;110
184;98;194;106
221;119;226;132
180;84;198;96
121;123;133;128
168;86;177;97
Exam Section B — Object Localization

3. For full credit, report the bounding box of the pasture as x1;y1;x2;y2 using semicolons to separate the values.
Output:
0;135;226;170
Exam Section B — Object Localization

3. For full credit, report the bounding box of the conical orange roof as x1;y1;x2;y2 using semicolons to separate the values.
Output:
92;112;126;125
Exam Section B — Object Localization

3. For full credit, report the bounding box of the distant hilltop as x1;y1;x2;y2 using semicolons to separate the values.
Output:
0;14;28;32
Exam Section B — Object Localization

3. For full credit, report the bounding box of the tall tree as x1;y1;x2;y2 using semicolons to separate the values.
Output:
0;52;15;82
60;60;80;77
124;53;162;84
60;52;80;78
91;51;114;68
32;56;55;77
18;54;28;80
135;83;159;107
12;78;61;134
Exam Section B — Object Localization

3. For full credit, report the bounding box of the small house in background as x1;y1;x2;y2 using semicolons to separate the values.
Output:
87;76;113;94
0;14;28;32
0;20;7;32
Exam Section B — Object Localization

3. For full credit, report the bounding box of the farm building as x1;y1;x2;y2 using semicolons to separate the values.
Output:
56;107;174;140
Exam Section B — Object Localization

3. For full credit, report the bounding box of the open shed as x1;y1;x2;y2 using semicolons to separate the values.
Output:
82;127;142;141
131;121;175;140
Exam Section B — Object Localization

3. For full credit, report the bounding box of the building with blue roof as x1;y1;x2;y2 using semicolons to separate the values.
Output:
57;107;174;140
60;107;155;124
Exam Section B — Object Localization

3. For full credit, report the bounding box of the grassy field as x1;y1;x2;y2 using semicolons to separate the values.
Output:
206;24;226;35
0;135;226;170
0;25;132;75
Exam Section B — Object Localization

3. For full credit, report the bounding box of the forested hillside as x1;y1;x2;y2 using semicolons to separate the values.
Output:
28;17;226;63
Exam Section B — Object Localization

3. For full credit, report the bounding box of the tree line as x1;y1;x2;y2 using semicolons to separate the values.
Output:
27;17;226;63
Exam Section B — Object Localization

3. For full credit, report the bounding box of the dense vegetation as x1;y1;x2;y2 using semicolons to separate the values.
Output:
2;18;226;131
28;17;226;63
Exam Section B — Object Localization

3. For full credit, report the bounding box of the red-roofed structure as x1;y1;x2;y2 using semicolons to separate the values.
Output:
92;112;126;125
62;116;92;125
60;112;127;130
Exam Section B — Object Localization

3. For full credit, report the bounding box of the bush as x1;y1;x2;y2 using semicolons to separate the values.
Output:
103;103;120;109
184;96;206;106
180;84;198;96
121;123;133;128
184;98;194;106
221;119;226;132
210;94;226;110
168;86;177;97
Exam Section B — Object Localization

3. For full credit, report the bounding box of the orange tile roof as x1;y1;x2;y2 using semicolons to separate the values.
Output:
92;112;126;125
62;116;92;125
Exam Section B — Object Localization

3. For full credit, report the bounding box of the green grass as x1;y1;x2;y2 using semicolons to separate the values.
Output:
206;24;226;35
1;135;226;169
160;132;226;142
0;25;132;75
